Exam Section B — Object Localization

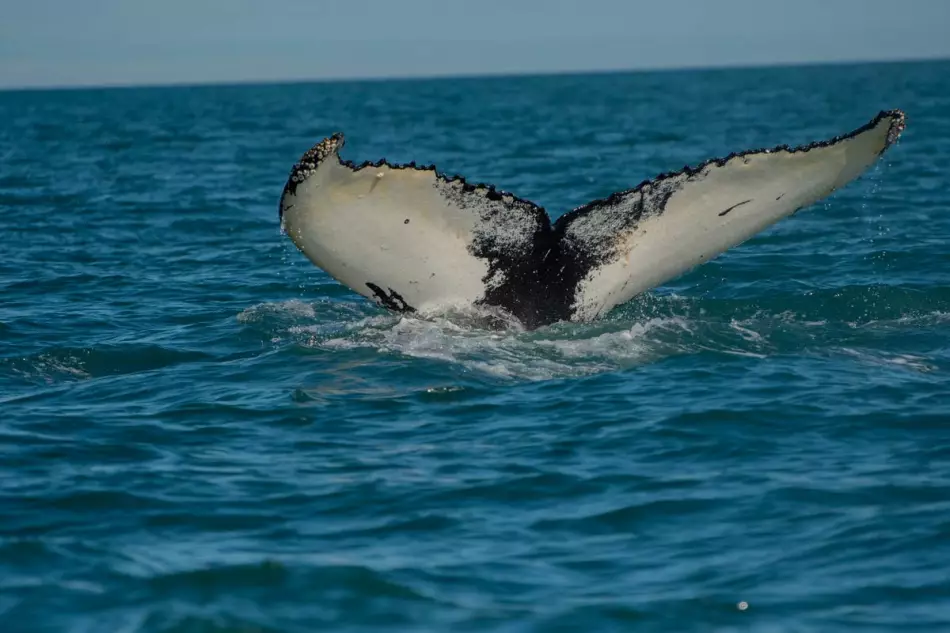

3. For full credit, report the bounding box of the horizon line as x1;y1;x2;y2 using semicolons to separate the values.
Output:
2;53;947;94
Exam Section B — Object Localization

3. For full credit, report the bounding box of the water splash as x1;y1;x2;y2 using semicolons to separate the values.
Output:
236;283;947;383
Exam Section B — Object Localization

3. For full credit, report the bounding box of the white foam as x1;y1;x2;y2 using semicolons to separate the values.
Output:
245;297;763;381
15;354;92;382
262;301;698;381
728;319;766;344
838;348;938;373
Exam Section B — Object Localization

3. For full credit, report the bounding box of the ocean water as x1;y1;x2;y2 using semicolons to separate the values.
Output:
1;60;949;632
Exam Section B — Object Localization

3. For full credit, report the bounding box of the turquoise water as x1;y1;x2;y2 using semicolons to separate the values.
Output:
2;61;949;632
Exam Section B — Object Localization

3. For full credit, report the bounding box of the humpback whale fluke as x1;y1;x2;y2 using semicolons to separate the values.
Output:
279;110;905;329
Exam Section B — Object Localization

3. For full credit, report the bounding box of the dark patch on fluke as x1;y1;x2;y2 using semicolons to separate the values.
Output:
719;199;753;217
472;216;573;329
281;110;906;328
366;283;416;313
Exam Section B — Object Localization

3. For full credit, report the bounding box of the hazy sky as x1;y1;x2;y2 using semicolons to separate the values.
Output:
2;0;949;88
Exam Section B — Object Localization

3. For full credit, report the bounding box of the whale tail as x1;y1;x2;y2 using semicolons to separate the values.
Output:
279;110;905;329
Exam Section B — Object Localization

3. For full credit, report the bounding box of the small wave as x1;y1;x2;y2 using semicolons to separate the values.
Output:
86;557;451;632
0;344;213;386
237;298;320;322
135;558;439;603
836;348;939;373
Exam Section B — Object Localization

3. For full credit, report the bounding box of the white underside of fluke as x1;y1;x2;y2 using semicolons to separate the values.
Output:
283;162;493;312
279;110;905;328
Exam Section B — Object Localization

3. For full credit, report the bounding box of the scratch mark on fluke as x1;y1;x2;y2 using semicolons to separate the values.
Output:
719;199;753;217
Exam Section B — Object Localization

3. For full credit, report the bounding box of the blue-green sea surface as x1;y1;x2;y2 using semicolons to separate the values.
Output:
2;61;949;632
